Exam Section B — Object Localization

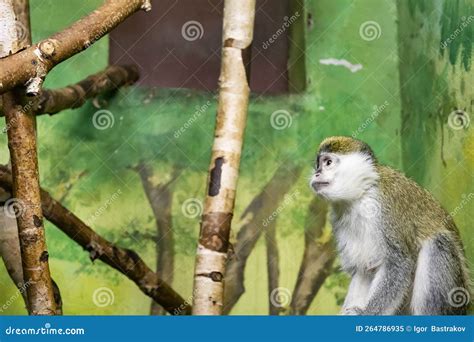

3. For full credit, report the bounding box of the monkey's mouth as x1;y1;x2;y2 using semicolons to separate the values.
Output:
312;181;330;191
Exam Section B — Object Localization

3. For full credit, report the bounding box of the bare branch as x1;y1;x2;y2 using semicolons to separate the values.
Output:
0;65;139;116
0;166;191;315
0;0;150;95
1;0;57;315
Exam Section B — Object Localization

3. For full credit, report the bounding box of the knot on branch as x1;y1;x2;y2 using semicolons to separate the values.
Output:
38;40;56;59
141;0;152;12
86;240;104;261
196;272;224;282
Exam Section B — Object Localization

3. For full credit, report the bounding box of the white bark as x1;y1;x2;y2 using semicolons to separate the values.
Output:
192;0;256;315
0;0;19;57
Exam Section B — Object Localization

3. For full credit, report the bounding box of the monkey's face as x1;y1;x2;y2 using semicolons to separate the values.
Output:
310;152;378;202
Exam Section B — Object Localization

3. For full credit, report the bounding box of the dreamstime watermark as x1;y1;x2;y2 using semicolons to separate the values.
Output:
92;287;115;307
15;21;28;45
262;190;300;227
359;21;382;41
181;20;204;41
181;198;203;219
447;110;470;130
173;295;193;315
360;197;380;219
92;109;115;130
0;280;31;313
262;12;300;49
442;192;473;225
174;101;211;138
2;198;40;219
352;101;389;138
2;99;35;134
270;109;293;130
440;15;474;49
85;189;122;225
82;4;151;49
5;323;85;336
448;287;471;308
3;198;26;218
270;287;292;308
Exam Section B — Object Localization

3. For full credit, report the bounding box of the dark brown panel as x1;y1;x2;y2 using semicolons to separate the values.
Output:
109;0;289;94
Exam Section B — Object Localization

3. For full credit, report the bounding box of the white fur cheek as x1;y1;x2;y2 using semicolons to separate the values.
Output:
327;153;378;201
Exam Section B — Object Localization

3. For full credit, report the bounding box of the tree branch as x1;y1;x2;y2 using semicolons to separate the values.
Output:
1;0;57;315
0;65;139;116
0;0;150;96
0;165;191;315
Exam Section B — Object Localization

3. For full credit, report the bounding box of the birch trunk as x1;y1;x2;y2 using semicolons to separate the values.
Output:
1;0;57;315
192;0;256;315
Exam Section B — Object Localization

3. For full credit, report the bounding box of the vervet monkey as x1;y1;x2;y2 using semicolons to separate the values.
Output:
310;136;471;315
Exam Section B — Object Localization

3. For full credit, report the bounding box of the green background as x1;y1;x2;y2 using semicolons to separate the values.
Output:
0;0;472;315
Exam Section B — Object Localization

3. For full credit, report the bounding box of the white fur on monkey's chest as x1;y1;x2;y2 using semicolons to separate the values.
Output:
331;196;385;273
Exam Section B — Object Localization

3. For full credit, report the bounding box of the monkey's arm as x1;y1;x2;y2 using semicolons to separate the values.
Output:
341;272;371;313
359;256;415;315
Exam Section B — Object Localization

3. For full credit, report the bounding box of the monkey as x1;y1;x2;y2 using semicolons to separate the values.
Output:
309;136;471;315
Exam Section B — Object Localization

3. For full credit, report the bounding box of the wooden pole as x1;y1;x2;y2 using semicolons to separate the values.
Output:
1;0;57;315
192;0;256;315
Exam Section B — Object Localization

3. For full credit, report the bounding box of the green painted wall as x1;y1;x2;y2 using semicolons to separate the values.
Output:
397;0;473;265
0;0;470;315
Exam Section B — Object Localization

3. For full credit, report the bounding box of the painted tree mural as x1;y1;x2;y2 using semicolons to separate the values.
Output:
0;0;471;316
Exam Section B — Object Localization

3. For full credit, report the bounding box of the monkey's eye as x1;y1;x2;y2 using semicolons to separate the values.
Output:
325;159;332;166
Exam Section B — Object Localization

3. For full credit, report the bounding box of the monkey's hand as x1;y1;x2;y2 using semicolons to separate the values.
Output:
340;307;364;315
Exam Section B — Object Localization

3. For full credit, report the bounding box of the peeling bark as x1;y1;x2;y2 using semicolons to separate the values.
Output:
0;166;190;315
222;163;302;314
192;0;256;315
1;0;56;315
289;198;336;315
0;65;139;116
133;162;181;315
0;0;150;95
265;219;280;315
